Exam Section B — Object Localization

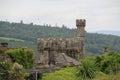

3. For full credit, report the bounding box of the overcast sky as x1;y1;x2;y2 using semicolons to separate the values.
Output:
0;0;120;32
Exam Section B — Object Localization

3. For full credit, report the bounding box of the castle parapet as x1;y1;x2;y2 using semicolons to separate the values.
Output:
76;19;86;26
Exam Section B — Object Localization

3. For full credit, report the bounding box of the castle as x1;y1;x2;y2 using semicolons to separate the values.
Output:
37;19;86;67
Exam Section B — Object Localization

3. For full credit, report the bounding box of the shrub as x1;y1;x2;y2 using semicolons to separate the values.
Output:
0;60;28;80
77;57;97;79
97;51;120;74
6;48;34;69
0;47;7;54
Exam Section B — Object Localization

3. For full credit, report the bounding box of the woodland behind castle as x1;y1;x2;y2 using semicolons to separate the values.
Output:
0;21;120;55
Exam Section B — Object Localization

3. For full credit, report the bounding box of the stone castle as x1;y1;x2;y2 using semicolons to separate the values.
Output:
37;19;86;66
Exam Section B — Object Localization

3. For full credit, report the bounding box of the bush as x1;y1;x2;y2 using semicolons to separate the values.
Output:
95;51;120;74
0;47;7;54
0;59;28;80
77;57;97;79
6;48;34;69
77;51;120;80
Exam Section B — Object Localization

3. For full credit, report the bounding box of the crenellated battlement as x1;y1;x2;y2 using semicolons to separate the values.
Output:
76;19;86;27
37;19;86;67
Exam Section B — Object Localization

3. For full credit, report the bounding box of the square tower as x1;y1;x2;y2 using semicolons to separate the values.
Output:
76;19;86;37
76;19;86;58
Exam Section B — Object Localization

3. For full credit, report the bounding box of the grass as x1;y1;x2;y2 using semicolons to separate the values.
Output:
94;72;120;80
42;67;77;80
0;37;24;42
41;67;120;80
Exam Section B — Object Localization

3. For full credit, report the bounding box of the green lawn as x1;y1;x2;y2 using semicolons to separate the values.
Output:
42;67;77;80
42;67;120;80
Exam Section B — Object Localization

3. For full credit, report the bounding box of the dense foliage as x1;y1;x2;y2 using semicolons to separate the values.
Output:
77;51;120;80
77;57;97;79
1;45;120;80
38;51;120;80
86;33;120;54
95;52;120;74
6;48;34;69
0;37;39;58
0;21;120;54
0;47;35;79
0;21;75;41
0;54;28;80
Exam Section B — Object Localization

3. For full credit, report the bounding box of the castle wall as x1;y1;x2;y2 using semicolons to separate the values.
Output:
38;37;83;64
37;19;86;65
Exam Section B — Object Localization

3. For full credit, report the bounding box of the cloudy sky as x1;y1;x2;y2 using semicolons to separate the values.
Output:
0;0;120;32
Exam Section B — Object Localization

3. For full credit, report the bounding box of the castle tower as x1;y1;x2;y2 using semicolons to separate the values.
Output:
76;19;86;58
76;19;86;37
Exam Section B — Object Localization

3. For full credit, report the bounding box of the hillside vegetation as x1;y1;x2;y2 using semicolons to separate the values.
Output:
42;51;120;80
0;37;39;58
0;21;120;54
0;47;35;80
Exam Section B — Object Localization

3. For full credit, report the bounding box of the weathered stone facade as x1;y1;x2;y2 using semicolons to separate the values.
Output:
37;19;86;66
